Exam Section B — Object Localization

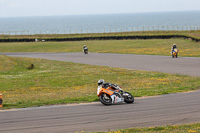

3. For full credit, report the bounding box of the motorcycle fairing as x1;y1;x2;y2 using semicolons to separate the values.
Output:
111;94;124;104
172;48;178;54
97;86;114;96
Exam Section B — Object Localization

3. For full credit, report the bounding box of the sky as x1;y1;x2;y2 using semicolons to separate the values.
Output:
0;0;200;17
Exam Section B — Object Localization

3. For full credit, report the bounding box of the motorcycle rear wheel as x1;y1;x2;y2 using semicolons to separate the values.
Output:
124;92;134;103
99;93;112;106
84;50;88;54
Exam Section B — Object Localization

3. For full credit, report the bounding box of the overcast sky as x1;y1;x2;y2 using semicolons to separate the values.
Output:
0;0;200;17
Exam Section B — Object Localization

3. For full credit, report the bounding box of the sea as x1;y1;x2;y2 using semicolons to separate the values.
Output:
0;11;200;35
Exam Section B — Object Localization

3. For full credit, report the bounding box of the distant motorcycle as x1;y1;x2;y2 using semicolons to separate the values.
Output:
172;48;178;58
97;84;134;105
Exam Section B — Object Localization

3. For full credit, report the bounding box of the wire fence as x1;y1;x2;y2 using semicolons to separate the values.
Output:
1;25;200;35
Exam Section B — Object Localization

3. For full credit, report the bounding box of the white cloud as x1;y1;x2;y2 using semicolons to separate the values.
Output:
0;0;5;2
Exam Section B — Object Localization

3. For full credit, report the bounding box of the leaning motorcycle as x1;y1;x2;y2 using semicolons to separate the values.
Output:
97;84;134;105
172;48;178;58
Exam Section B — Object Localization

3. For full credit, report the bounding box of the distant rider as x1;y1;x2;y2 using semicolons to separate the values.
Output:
171;44;177;54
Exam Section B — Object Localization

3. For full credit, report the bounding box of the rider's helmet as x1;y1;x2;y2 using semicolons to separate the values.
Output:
98;79;105;86
84;45;86;47
173;44;176;46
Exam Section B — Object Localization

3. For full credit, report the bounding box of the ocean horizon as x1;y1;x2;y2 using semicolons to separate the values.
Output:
0;10;200;35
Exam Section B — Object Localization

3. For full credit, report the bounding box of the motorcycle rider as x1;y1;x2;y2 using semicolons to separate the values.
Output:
98;79;123;93
83;45;88;53
171;44;177;54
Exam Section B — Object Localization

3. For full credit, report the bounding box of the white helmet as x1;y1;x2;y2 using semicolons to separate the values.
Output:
98;79;105;85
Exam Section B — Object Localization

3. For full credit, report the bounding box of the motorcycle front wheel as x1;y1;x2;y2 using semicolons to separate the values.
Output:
124;92;134;104
99;93;112;106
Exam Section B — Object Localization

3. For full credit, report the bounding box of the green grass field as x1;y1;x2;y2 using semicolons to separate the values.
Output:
0;39;200;57
93;123;200;133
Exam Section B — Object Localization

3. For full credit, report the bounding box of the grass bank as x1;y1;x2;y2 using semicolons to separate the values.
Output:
0;31;200;43
0;55;200;109
0;30;200;39
93;123;200;133
0;39;200;57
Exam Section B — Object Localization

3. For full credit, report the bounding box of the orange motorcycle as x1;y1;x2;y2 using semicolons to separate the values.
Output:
97;84;134;105
172;48;178;58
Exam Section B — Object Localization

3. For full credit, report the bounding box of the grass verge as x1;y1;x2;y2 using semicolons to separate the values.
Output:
0;55;200;109
0;39;200;57
0;30;200;39
93;123;200;133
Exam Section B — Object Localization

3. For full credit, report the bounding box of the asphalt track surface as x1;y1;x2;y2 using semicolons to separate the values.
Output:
2;52;200;76
0;52;200;133
1;91;200;133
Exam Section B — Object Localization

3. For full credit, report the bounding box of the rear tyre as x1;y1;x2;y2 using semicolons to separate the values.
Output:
124;92;134;104
176;54;178;58
99;93;112;106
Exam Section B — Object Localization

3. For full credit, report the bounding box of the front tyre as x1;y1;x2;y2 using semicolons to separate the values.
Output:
124;92;134;104
99;93;112;106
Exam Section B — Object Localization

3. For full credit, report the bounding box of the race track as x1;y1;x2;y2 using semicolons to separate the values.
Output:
2;52;200;76
1;90;200;133
0;52;200;133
